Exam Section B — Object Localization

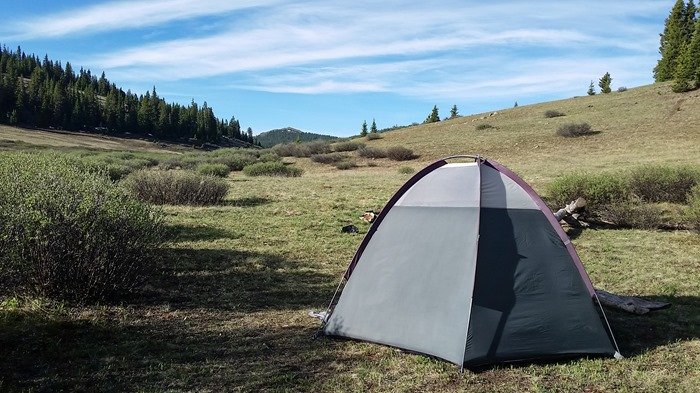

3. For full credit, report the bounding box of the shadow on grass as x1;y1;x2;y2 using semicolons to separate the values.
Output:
135;247;337;313
225;196;271;207
0;247;346;391
0;310;351;391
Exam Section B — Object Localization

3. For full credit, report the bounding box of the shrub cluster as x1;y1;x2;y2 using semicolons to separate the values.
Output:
160;149;265;172
81;151;161;181
475;124;494;130
123;170;229;205
556;122;595;137
366;133;382;140
544;110;566;118
243;161;303;177
628;166;699;203
333;141;365;152
357;146;387;158
386;146;417;161
0;153;163;302
548;172;629;207
311;152;347;164
335;161;358;170
617;86;628;92
273;141;331;157
686;185;700;230
197;163;231;177
597;201;664;229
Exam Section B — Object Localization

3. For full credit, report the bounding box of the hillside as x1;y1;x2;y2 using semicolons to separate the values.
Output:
304;82;700;189
256;127;337;147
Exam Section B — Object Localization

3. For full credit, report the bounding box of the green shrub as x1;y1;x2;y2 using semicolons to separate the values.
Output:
366;133;382;140
475;124;494;130
243;161;303;177
213;154;257;171
598;201;664;229
544;110;565;118
311;152;347;164
257;152;280;162
556;122;595;137
386;146;417;161
0;153;163;302
197;163;231;177
334;141;365;152
123;170;229;205
335;161;357;170
272;141;331;157
547;172;630;207
357;146;387;158
628;166;699;203
398;166;415;174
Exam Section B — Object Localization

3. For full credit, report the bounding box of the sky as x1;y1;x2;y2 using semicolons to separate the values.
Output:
0;1;672;137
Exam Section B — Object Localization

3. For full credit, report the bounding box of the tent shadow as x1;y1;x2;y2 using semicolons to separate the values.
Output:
130;247;337;313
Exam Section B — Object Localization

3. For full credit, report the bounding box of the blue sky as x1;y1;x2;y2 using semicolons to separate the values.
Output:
0;1;671;137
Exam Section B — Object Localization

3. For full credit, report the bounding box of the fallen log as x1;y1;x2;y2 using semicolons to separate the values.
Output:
595;289;671;315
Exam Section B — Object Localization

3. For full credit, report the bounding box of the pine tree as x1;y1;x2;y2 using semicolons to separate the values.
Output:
673;17;700;92
684;0;697;42
599;72;612;93
425;105;440;123
655;0;690;81
450;104;458;118
370;119;378;133
587;81;596;95
360;120;368;136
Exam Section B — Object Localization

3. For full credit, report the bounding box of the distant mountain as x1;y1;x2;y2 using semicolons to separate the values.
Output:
256;127;338;148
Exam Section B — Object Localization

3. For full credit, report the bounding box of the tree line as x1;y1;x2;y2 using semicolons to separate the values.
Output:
0;45;258;145
656;0;700;92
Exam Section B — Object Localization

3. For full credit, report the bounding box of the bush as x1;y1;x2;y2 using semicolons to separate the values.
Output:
628;166;699;203
335;161;357;170
272;141;331;157
475;124;494;130
556;122;595;137
386;146;417;161
334;141;365;152
398;166;415;174
597;201;664;230
123;170;229;205
0;153;163;302
357;146;387;158
311;152;347;164
197;163;231;177
544;110;565;118
366;133;382;140
243;161;303;177
617;86;628;92
547;172;630;207
257;152;280;162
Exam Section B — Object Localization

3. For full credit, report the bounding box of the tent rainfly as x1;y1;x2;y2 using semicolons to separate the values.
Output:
322;155;621;368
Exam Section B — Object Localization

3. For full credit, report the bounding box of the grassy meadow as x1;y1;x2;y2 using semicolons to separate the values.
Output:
1;82;699;392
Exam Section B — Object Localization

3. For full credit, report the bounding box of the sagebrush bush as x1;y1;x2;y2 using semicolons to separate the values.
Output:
81;152;160;181
273;141;331;157
617;86;628;92
398;166;415;174
197;163;231;177
366;133;382;141
357;146;387;158
257;152;280;162
335;161;357;170
333;141;365;152
628;166;699;203
213;154;257;171
556;122;595;137
598;201;664;229
544;110;565;118
0;153;163;302
475;124;494;130
386;146;416;161
547;172;630;207
311;152;347;164
243;161;303;177
123;170;229;205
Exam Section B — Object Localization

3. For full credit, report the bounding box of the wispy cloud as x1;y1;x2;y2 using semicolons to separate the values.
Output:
2;0;278;40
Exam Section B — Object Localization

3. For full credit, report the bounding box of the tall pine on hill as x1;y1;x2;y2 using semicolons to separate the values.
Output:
673;15;700;92
655;0;690;82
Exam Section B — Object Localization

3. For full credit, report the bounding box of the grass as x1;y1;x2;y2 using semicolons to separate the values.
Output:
1;81;699;391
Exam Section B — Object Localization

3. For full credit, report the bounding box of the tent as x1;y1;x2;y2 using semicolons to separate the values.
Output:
322;155;621;368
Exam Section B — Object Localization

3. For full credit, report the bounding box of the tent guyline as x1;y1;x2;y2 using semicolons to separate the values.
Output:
319;155;621;367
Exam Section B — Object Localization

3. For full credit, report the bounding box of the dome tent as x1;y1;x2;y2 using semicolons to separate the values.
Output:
322;155;621;368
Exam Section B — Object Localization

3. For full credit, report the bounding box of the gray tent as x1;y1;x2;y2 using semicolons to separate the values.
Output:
323;156;621;367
